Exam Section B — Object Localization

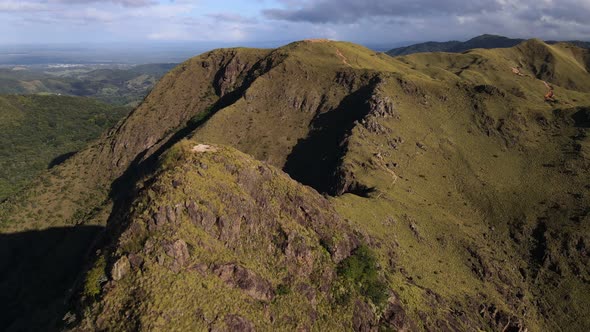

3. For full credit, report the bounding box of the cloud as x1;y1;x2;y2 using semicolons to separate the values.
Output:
262;0;590;41
52;0;157;7
0;0;589;45
263;0;503;23
0;1;48;12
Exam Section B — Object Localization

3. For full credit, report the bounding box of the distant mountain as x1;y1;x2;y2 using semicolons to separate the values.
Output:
386;34;589;56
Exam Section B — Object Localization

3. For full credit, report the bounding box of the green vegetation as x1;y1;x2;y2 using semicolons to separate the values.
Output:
335;245;388;307
0;63;176;106
0;94;129;200
1;39;589;331
84;255;107;298
71;143;359;331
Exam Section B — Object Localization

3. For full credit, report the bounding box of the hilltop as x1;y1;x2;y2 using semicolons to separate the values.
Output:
386;34;590;56
1;39;589;331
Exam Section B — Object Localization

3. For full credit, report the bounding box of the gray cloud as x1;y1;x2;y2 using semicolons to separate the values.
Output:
264;0;503;23
261;0;590;42
0;0;589;45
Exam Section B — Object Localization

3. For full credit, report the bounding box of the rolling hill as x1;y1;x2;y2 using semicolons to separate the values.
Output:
1;39;589;331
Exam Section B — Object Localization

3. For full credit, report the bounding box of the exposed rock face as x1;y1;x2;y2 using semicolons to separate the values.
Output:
379;298;416;332
163;239;190;273
111;256;131;281
367;91;397;119
479;304;526;332
223;314;255;332
352;300;377;332
212;264;274;301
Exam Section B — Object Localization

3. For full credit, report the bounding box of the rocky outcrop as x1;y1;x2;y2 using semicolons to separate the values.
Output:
111;256;130;281
163;239;190;273
73;144;359;330
223;314;255;332
212;264;274;301
352;300;377;332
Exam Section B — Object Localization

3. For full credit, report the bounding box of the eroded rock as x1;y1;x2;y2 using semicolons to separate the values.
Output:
352;300;377;332
224;314;255;332
212;264;274;301
111;256;131;281
163;239;190;273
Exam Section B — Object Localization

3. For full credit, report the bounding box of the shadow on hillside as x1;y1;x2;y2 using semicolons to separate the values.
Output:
47;151;77;169
0;226;104;332
572;107;590;128
283;84;374;195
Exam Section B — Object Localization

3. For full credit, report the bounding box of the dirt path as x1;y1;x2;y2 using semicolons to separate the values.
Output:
335;48;351;67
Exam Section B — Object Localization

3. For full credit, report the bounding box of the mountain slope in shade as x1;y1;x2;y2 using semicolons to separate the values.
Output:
1;39;589;331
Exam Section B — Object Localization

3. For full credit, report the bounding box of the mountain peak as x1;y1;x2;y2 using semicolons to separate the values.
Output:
468;34;508;40
387;34;525;56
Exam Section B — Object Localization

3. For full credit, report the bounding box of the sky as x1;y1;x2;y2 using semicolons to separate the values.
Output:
1;0;589;46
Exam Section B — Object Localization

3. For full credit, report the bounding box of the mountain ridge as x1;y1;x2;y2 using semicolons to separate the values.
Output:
386;34;590;57
1;39;589;331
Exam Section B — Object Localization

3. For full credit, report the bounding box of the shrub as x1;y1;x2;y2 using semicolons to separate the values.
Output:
84;256;107;298
336;245;388;307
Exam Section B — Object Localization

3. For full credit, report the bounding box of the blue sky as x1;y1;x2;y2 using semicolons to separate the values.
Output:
1;0;589;46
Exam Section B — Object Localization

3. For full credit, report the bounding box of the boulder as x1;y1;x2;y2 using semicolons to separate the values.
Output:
111;256;131;281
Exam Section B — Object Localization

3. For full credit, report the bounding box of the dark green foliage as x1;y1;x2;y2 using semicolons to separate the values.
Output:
336;245;388;307
84;255;107;298
0;95;129;200
276;284;291;296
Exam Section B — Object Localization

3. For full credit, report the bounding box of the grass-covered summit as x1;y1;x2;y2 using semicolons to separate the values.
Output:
1;39;589;331
74;142;374;331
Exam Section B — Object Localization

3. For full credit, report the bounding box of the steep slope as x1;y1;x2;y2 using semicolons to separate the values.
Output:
1;39;590;331
0;95;129;200
66;143;393;331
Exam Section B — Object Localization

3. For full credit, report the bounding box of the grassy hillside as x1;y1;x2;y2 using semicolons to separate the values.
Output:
73;143;370;331
1;39;589;331
0;95;129;201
